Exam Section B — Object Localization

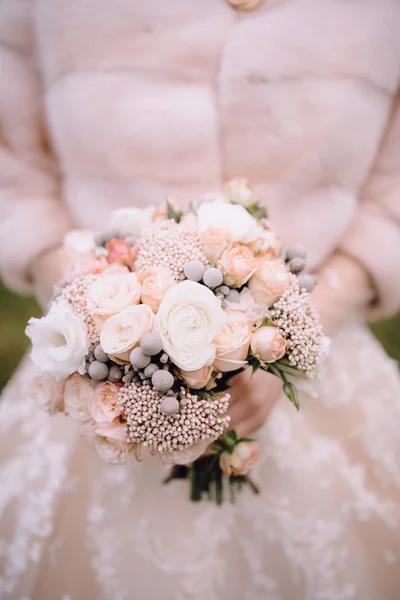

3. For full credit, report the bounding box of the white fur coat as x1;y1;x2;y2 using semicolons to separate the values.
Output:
0;0;399;317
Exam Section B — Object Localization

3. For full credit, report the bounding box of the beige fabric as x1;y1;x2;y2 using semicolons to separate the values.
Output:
0;0;399;317
1;324;400;599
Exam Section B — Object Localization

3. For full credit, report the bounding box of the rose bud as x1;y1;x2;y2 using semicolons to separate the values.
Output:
219;441;260;477
250;325;286;363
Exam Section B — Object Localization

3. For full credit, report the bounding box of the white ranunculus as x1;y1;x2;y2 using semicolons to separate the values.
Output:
156;280;227;371
64;229;95;254
110;206;155;238
196;200;258;244
100;304;155;361
87;272;142;322
26;301;89;380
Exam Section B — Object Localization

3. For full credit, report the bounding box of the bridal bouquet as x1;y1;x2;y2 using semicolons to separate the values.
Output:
26;179;325;504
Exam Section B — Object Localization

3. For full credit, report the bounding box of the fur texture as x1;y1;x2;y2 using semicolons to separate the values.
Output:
0;0;399;316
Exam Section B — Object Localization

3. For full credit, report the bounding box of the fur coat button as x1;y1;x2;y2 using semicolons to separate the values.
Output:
227;0;261;10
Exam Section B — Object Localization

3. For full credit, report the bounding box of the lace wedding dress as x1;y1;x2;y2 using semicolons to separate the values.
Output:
1;320;400;600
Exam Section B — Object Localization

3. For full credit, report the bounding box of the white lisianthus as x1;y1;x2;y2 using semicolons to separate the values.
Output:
196;200;258;244
87;272;142;322
100;304;155;361
224;287;265;324
64;229;95;254
26;301;89;380
110;206;155;238
156;280;227;371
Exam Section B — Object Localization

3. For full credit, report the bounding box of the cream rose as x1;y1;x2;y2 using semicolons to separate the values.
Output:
213;310;252;372
218;244;257;288
179;365;214;390
219;441;260;477
26;301;89;380
100;304;155;361
64;373;94;422
139;266;176;313
27;373;65;413
224;178;253;207
156;280;226;371
248;260;290;307
250;325;286;363
109;206;155;238
201;227;230;264
87;273;141;323
89;381;122;424
197;200;258;244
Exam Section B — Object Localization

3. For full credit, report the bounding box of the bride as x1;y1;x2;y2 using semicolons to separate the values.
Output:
1;1;400;598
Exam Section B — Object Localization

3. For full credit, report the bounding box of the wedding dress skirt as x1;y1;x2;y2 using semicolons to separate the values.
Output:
1;322;400;600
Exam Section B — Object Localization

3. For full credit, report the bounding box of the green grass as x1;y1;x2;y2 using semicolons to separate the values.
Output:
0;282;398;392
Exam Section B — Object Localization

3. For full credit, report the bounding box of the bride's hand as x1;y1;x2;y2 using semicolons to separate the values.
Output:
29;246;72;311
227;369;283;438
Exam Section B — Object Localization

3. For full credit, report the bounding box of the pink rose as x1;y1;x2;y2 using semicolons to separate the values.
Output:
28;373;65;414
80;420;136;464
219;441;260;477
250;325;286;363
218;244;257;288
89;381;122;424
64;373;94;422
139;266;176;313
201;228;230;264
69;253;109;277
179;364;214;390
105;237;138;269
248;260;289;307
213;310;252;372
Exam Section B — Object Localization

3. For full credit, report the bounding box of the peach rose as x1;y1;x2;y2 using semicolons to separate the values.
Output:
249;227;282;258
87;272;142;323
201;227;230;264
179;364;214;390
213;310;252;372
105;237;138;269
248;260;289;307
70;253;109;277
64;373;94;422
100;304;155;361
89;381;122;424
219;441;260;477
224;178;253;208
250;325;286;363
139;266;176;313
28;373;65;414
218;244;257;288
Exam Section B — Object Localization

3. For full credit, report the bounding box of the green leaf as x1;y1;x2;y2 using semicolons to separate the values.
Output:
283;381;300;410
166;199;183;223
188;201;197;215
215;466;223;506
